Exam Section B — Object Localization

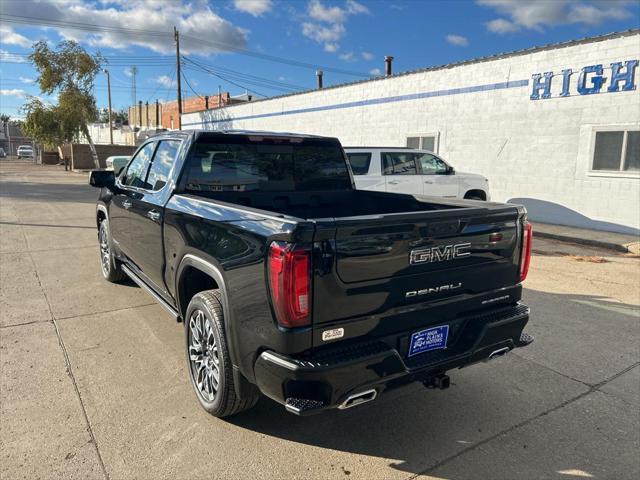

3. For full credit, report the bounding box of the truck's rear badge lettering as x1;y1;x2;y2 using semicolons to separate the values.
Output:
322;328;345;341
406;282;463;298
409;243;471;265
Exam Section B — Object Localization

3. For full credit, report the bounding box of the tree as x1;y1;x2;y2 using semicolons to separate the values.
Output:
98;107;128;125
27;40;103;168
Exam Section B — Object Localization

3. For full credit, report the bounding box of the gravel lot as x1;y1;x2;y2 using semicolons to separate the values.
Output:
1;160;638;480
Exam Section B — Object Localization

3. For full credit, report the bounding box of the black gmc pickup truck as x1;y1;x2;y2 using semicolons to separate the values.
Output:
89;130;533;417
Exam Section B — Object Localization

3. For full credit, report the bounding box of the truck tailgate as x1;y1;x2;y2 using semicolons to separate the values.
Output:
312;205;523;326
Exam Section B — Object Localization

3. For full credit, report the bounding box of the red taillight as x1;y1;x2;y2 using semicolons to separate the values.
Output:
519;221;532;282
268;242;311;328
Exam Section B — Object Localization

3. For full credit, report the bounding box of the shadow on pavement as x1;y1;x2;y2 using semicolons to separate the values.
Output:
0;221;96;229
222;289;638;478
0;181;96;204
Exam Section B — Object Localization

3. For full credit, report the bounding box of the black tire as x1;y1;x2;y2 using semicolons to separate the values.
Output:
98;219;127;282
184;290;259;418
465;195;484;201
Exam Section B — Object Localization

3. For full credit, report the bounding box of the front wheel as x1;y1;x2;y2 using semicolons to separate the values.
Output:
185;290;259;417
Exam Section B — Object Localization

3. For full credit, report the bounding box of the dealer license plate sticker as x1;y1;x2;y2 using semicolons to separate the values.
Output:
408;325;449;357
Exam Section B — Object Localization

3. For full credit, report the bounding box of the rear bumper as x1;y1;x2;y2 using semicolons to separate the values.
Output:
254;303;532;415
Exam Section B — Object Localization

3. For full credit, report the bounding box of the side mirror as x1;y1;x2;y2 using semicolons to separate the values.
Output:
447;166;455;175
89;170;115;189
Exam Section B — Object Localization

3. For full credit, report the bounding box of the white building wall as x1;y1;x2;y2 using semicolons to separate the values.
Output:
183;33;640;234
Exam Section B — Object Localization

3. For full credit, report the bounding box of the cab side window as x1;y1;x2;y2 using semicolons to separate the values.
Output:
146;140;181;191
122;142;155;188
382;152;418;175
346;153;372;175
418;153;448;175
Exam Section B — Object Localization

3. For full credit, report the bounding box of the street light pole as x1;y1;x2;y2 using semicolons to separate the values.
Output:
104;69;113;144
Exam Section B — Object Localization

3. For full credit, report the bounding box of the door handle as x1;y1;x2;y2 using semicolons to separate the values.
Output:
424;180;434;184
147;210;161;221
122;200;132;209
388;180;399;185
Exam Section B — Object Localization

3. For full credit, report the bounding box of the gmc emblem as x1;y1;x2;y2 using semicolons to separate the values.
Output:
409;242;471;265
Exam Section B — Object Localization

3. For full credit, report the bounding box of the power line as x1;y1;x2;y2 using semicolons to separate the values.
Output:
143;67;175;103
182;55;306;91
0;13;370;77
181;58;267;97
181;71;203;100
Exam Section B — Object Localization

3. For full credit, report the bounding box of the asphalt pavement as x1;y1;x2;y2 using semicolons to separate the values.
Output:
1;160;638;480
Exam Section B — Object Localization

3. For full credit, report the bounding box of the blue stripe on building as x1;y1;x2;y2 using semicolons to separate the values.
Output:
182;79;530;127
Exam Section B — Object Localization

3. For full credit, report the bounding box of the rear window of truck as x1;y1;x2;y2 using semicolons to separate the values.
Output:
183;137;351;192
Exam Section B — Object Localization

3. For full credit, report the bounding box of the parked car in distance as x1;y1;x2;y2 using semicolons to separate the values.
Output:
16;145;34;159
105;155;130;175
0;147;6;158
344;147;490;200
89;130;532;418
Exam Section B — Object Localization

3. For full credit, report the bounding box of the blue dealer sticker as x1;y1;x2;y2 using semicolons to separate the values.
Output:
408;325;449;357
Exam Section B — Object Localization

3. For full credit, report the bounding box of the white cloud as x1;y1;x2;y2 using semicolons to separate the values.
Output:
302;22;345;44
446;34;469;46
302;0;370;52
361;51;374;61
478;0;633;34
19;76;36;84
0;0;247;55
370;68;381;76
345;0;369;15
233;0;272;17
154;75;176;88
123;67;134;77
308;0;347;23
0;50;27;63
0;26;33;48
1;89;28;99
339;51;355;62
486;18;519;33
324;42;338;52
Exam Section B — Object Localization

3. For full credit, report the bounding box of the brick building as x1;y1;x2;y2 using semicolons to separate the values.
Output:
129;92;249;130
182;30;640;234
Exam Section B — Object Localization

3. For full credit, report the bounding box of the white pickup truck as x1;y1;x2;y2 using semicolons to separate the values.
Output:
344;147;490;200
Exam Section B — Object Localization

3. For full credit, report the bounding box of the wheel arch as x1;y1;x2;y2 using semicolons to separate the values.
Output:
96;203;108;227
464;189;487;201
176;254;250;392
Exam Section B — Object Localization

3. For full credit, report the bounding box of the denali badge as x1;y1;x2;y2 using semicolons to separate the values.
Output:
406;282;463;298
409;243;471;265
322;328;344;341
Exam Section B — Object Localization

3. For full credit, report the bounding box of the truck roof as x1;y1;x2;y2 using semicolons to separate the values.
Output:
151;129;333;141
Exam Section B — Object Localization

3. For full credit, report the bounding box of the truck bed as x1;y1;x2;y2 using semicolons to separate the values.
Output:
183;189;468;220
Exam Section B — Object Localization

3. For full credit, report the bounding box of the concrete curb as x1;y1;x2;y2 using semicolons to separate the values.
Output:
534;229;639;254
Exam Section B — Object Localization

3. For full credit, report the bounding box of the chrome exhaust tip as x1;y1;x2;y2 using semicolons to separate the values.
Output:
338;389;377;409
487;346;510;361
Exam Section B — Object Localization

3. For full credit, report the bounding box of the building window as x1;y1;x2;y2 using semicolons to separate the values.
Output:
406;134;439;153
592;129;639;172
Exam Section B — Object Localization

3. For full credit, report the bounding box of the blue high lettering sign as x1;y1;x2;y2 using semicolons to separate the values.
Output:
530;60;638;100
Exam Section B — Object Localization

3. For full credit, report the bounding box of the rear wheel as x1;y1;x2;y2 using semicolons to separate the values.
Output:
185;290;259;418
98;220;127;282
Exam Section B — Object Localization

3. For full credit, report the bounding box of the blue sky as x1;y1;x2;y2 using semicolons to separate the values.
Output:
1;0;639;118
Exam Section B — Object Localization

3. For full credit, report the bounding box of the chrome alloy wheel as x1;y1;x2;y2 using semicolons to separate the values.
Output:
99;224;111;277
188;309;220;402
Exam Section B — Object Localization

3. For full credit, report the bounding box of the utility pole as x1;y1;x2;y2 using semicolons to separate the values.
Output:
174;26;182;130
104;69;113;144
130;66;138;107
